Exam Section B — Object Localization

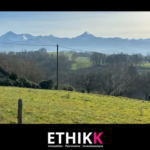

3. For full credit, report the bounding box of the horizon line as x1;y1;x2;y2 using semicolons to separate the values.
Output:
1;31;150;40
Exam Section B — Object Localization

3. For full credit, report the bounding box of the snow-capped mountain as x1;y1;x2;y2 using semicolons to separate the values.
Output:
0;31;36;42
0;31;150;55
73;31;95;40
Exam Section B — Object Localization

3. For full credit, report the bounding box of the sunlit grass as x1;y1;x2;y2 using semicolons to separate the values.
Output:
0;86;150;124
48;52;92;70
71;57;92;70
141;63;150;68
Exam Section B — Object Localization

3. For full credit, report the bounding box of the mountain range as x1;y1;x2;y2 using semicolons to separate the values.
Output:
0;31;150;55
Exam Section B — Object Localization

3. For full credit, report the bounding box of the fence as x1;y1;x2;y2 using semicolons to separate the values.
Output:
17;99;22;124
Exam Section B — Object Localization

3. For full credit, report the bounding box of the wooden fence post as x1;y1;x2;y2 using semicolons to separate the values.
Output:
18;99;22;124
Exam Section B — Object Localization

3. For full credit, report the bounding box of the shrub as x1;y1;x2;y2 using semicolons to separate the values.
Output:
40;81;47;89
0;80;4;86
13;78;23;87
3;79;15;86
67;86;73;91
81;89;85;93
19;77;27;82
40;79;53;89
14;78;39;88
47;79;53;89
0;77;40;89
31;82;40;89
57;84;74;91
63;87;67;90
23;79;39;88
54;85;58;90
16;80;24;87
57;84;67;90
24;81;32;88
9;73;18;81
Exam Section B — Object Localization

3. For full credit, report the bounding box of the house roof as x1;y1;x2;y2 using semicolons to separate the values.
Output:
0;66;9;76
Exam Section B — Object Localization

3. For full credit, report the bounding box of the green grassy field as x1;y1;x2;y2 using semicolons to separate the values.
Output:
49;52;92;70
0;86;150;124
141;63;150;68
71;57;92;70
48;51;72;60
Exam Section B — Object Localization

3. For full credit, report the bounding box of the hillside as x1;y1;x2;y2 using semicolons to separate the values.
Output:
48;51;92;70
71;57;92;70
0;86;150;124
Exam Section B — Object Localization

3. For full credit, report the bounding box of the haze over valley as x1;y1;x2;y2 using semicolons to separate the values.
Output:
1;31;150;55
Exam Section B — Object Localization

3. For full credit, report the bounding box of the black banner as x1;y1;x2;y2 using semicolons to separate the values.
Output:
0;124;149;149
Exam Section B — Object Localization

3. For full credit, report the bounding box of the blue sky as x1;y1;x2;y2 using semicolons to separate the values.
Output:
0;11;150;39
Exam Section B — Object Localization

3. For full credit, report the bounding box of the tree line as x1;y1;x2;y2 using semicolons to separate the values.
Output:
1;49;150;100
0;48;72;85
90;52;150;66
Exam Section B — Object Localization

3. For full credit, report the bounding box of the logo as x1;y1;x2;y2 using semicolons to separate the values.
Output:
47;132;103;148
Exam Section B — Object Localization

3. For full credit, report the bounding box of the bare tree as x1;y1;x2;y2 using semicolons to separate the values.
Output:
90;52;105;66
100;63;136;95
0;53;47;83
74;68;101;93
71;52;78;62
114;65;138;97
137;71;150;100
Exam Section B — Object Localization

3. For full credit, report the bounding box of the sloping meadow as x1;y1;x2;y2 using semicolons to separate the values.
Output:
0;86;150;124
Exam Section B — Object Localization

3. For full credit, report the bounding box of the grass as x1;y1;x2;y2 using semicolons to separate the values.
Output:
71;57;92;70
48;51;72;60
141;63;150;68
49;51;92;70
0;86;150;124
